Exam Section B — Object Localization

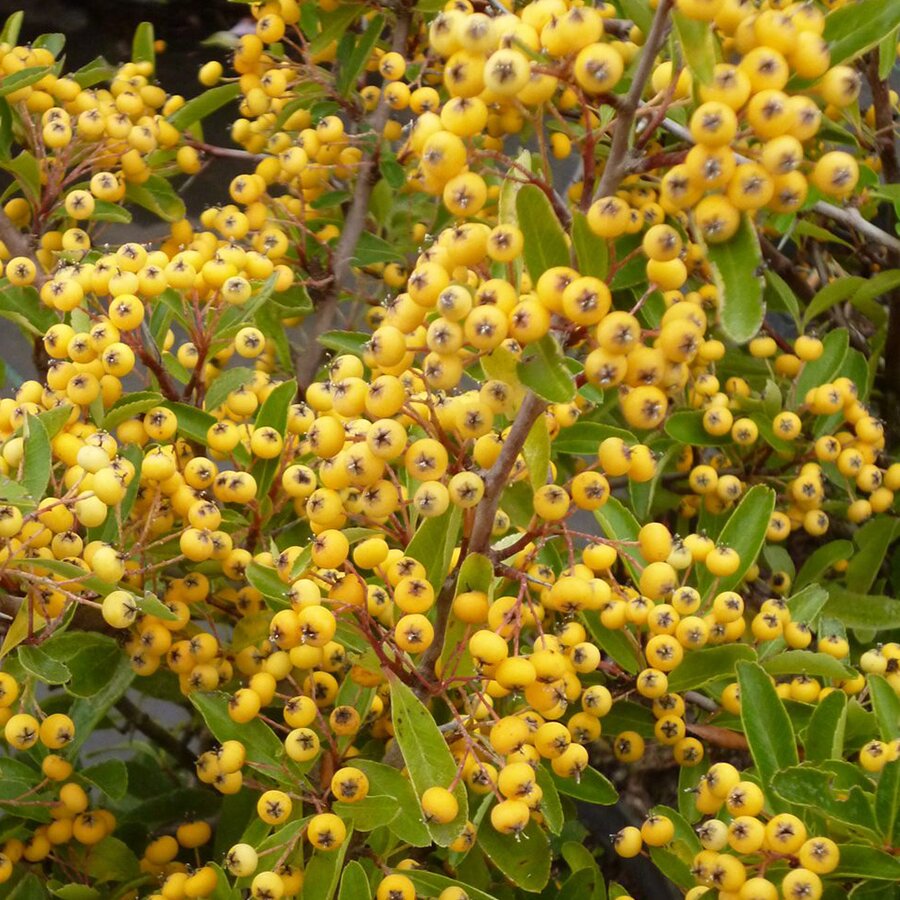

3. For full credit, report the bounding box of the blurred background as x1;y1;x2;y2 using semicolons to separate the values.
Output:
0;0;249;384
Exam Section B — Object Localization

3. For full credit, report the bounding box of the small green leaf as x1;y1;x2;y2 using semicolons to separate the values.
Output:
203;366;255;412
796;328;848;397
23;414;51;501
3;149;40;201
0;11;23;45
300;831;351;900
704;215;764;344
698;485;775;595
846;517;899;595
103;391;164;432
352;760;431;847
736;660;799;810
131;22;155;66
478;816;551;892
167;83;242;131
825;0;900;65
664;410;729;447
672;11;716;83
317;331;370;356
572;210;608;279
89;200;132;224
137;591;178;622
761;650;855;681
388;675;468;846
517;335;575;404
0;66;53;99
794;541;853;591
523;412;550;491
868;674;900;742
535;765;564;835
251;379;296;499
763;270;800;327
309;4;365;55
771;765;878;836
803;275;865;326
833;844;900;880
246;562;290;611
125;175;186;223
552;421;635;455
333;795;398;831
581;611;642;674
407;872;497;900
405;504;462;591
18;645;71;685
80;760;128;800
350;231;404;266
875;759;900;846
338;861;371;900
593;497;642;582
550;765;617;805
823;587;900;632
667;644;756;693
516;183;569;281
803;689;847;763
68;655;133;753
71;56;115;89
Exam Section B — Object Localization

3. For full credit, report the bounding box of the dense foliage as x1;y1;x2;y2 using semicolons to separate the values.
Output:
0;1;899;898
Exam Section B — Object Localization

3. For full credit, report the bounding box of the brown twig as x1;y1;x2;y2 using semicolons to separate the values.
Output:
297;4;413;389
592;0;674;201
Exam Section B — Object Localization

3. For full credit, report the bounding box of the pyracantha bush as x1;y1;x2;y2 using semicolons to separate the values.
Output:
0;1;899;898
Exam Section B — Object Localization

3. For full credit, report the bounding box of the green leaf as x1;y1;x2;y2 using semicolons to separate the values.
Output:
868;675;900;741
333;795;398;831
697;485;775;595
125;175;186;223
796;328;848;397
771;765;878;836
300;833;351;900
535;764;564;834
71;56;115;89
593;497;642;582
803;689;847;763
0;284;56;336
137;591;178;622
704;215;764;344
619;0;651;33
664;410;729;447
794;541;853;591
309;4;365;55
846;517;899;595
204;366;255;412
825;0;900;65
132;22;155;66
247;562;290;610
103;391;164;432
552;421;635;455
406;872;497;900
68;655;133;753
317;331;369;357
823;587;900;632
89;200;132;224
517;335;575;404
350;231;404;266
18;644;71;685
33;33;64;56
672;11;716;83
516;184;569;282
252;379;296;499
0;66;52;99
23;414;51;501
763;270;800;327
80;759;128;800
833;844;900;880
572;210;608;279
190;691;284;771
0;11;23;45
338;861;370;900
388;675;468;846
876;759;900;846
167;83;241;131
581;611;642;674
405;504;462;590
478;816;551;892
761;650;855;681
802;275;864;326
667;644;756;693
550;765;617;805
3;149;40;201
523;412;550;491
736;661;798;809
352;761;431;847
